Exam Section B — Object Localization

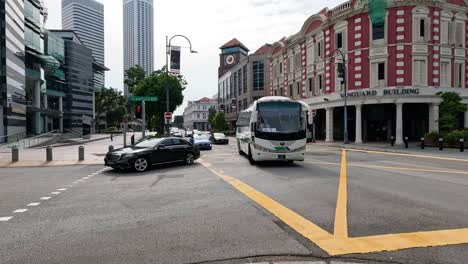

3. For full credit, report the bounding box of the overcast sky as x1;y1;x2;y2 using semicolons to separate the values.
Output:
43;0;343;114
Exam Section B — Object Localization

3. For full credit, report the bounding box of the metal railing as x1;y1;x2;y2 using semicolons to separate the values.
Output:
331;1;351;16
7;130;58;149
0;131;27;146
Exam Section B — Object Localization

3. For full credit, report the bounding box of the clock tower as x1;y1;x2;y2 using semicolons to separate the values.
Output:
218;38;249;77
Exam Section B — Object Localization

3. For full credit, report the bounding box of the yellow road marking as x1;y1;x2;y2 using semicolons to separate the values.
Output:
304;161;468;175
199;158;468;256
334;150;348;238
344;148;468;163
199;159;334;242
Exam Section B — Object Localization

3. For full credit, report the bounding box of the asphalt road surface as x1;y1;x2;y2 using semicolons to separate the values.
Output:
1;140;467;264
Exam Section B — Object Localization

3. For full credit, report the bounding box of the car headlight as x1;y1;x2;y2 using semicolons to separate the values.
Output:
121;154;135;160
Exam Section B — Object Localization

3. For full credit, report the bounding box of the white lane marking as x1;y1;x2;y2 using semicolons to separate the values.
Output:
40;197;51;200
57;188;67;191
13;209;28;213
50;192;61;195
0;216;13;221
83;177;89;179
27;203;40;207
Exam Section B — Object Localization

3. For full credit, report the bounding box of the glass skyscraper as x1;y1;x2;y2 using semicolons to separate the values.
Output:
123;0;154;96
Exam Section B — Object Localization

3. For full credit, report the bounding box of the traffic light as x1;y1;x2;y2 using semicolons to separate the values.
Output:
337;63;345;79
135;104;142;119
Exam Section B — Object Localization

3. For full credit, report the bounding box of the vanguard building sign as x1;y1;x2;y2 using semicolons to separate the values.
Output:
340;88;420;98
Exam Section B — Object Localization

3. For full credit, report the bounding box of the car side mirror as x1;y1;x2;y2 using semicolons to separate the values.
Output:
157;144;166;150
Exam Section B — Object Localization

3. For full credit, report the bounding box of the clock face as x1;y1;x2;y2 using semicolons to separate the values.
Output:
225;55;235;65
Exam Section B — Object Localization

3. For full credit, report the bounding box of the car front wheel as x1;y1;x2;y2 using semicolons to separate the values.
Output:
134;157;149;172
185;153;195;165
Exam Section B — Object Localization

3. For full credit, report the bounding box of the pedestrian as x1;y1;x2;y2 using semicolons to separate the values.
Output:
110;132;113;141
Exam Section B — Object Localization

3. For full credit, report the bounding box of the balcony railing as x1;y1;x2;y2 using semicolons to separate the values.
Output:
331;1;351;16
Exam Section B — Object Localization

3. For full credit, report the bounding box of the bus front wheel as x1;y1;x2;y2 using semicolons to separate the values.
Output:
248;145;255;164
237;140;243;155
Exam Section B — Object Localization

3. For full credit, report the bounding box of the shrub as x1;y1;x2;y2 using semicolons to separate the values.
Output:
443;130;466;147
424;131;439;145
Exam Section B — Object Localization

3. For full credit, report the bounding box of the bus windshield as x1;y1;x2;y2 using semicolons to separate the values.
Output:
258;102;304;133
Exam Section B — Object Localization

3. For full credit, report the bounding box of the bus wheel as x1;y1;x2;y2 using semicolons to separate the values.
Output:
237;140;243;155
248;145;255;164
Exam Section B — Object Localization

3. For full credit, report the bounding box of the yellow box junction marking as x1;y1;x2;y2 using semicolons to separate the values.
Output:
334;150;348;238
199;155;468;256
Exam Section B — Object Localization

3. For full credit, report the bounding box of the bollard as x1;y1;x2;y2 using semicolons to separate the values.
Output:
12;146;19;162
108;145;114;152
404;137;409;149
46;146;53;161
420;137;425;149
78;146;85;161
438;138;444;151
131;135;135;145
390;136;395;147
460;139;465;152
110;133;113;141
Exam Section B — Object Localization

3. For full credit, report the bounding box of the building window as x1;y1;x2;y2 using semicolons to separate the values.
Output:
243;98;247;109
295;52;301;71
372;23;385;40
233;72;238;96
318;74;323;91
440;61;450;87
317;41;322;58
280;87;283;96
279;62;283;74
419;19;425;38
455;22;465;48
238;70;242;95
243;65;247;93
203;113;207;120
441;20;450;45
336;32;343;49
274;89;277;96
372;62;386;87
308;77;314;96
413;60;426;86
289;84;293;97
296;83;300;98
253;61;264;90
306;45;314;65
238;101;242;111
455;62;464;88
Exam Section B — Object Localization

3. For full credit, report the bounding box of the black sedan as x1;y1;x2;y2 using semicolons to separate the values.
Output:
211;133;229;145
104;137;200;172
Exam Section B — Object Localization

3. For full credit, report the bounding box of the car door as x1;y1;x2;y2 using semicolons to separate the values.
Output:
151;139;174;164
170;138;190;161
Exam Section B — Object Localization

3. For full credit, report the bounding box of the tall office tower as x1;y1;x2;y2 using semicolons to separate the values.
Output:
123;0;154;96
62;0;105;89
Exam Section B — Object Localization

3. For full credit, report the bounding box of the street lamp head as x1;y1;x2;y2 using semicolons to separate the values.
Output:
191;50;198;54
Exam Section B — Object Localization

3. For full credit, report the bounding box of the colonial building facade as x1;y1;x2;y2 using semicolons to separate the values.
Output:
218;39;272;129
269;0;468;144
183;97;217;131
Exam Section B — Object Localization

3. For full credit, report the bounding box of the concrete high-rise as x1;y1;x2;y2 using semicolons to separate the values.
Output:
62;0;105;89
123;0;154;96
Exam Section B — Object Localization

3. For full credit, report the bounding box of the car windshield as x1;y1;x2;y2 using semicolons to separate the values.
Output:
133;138;163;148
194;134;209;141
258;102;304;133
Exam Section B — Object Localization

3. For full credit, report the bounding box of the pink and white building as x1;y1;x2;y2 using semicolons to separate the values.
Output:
269;0;468;144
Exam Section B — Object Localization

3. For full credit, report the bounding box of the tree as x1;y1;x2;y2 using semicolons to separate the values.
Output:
133;67;186;133
124;66;146;94
208;108;216;128
439;92;467;132
95;87;128;130
212;112;228;132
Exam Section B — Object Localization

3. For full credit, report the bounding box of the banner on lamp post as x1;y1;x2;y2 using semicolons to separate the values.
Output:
170;46;181;74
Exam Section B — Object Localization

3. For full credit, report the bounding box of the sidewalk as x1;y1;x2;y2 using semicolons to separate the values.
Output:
0;132;144;167
309;141;468;160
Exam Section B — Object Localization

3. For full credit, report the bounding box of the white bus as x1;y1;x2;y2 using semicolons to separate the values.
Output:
236;96;309;163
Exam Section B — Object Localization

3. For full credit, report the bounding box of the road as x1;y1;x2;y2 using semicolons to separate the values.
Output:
1;140;467;264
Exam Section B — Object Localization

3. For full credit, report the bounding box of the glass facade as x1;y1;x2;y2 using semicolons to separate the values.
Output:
46;32;65;62
253;60;264;90
24;0;41;26
25;27;42;52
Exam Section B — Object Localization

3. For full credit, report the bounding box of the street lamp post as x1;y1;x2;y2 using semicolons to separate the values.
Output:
333;49;349;144
165;35;197;135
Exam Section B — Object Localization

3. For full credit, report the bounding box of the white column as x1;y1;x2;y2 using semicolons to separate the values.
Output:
395;103;404;145
59;96;63;133
355;104;362;144
428;103;439;133
33;80;41;135
325;107;334;142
